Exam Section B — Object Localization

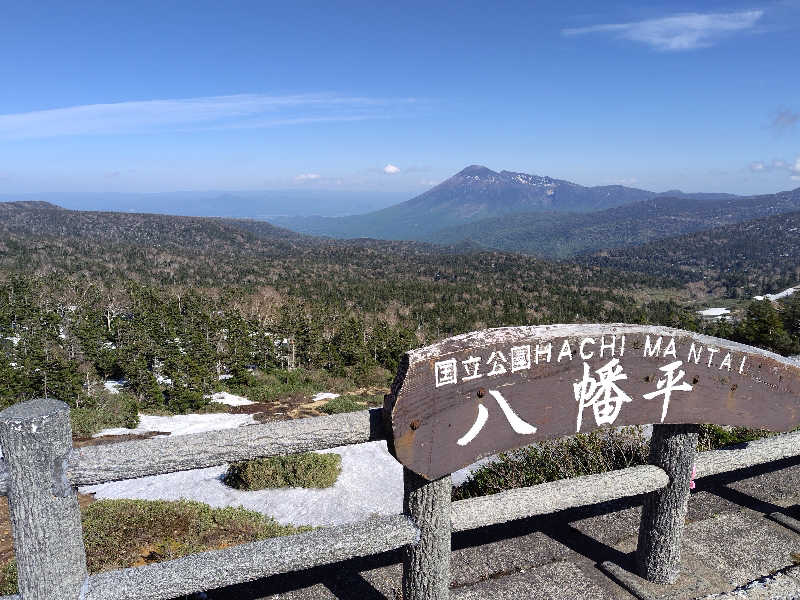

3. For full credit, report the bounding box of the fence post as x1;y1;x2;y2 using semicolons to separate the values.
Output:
0;399;88;599
402;467;451;600
636;423;699;583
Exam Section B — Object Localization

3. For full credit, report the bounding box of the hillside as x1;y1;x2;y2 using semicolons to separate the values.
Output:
580;210;800;298
270;165;734;240
422;187;800;258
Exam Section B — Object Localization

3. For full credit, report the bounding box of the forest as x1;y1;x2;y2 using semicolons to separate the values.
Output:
0;201;798;426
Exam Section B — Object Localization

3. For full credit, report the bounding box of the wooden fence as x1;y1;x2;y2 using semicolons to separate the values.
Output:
1;400;800;600
1;324;799;599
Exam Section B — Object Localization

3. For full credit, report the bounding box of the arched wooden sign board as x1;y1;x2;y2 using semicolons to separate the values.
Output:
384;324;800;480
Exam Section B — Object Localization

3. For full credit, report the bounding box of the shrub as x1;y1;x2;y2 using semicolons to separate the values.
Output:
452;426;650;501
698;424;772;451
70;392;139;438
224;452;342;490
0;560;16;596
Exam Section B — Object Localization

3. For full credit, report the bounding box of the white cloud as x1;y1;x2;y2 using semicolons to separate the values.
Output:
383;164;400;174
749;156;800;179
0;93;419;140
295;173;321;181
563;10;763;51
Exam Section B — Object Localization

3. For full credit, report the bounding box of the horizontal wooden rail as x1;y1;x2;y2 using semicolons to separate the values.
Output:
694;429;800;478
83;515;418;600
450;464;669;532
1;418;800;497
68;407;386;486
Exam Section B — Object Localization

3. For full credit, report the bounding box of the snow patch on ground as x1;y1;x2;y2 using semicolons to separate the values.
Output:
310;392;340;402
81;441;404;527
103;380;124;395
82;401;492;527
754;287;797;301
697;307;731;318
204;391;253;406
93;412;255;437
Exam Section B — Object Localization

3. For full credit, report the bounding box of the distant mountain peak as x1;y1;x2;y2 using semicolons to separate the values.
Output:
456;165;498;178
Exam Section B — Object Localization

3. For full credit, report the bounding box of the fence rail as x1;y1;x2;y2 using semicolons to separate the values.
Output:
1;399;799;600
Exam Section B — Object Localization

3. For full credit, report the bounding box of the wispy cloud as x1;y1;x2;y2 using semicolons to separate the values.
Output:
563;10;763;51
295;173;321;181
383;164;400;174
0;93;419;140
771;107;799;132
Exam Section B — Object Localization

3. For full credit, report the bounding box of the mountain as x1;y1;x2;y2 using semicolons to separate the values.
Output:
271;165;733;240
579;209;800;298
419;187;800;258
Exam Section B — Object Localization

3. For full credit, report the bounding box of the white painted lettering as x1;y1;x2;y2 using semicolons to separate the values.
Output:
687;343;703;364
706;347;719;368
434;359;458;387
663;338;677;358
644;335;663;358
535;343;552;364
461;355;483;381
487;351;508;376
600;335;616;358
510;345;531;372
719;353;732;371
579;338;595;360
739;356;747;374
557;339;573;362
620;335;626;357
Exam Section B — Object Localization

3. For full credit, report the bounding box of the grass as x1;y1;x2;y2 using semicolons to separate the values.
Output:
0;498;308;594
224;452;342;490
320;394;383;414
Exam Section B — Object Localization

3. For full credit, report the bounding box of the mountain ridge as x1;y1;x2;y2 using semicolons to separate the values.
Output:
271;165;739;239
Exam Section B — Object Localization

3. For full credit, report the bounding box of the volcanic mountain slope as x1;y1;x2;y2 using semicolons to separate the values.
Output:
271;165;735;240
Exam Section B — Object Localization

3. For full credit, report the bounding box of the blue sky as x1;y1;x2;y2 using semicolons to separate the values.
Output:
1;0;799;198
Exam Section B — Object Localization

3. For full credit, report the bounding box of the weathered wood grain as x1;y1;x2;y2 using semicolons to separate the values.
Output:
450;464;669;532
387;324;800;479
0;399;88;600
636;424;699;583
84;515;418;600
402;468;451;600
67;408;386;485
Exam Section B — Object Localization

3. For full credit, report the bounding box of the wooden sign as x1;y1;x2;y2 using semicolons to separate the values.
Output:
384;324;800;480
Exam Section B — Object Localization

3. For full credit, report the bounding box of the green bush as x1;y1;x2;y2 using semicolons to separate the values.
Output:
224;452;342;489
70;392;140;437
698;424;772;451
320;394;381;414
0;560;17;596
452;427;650;501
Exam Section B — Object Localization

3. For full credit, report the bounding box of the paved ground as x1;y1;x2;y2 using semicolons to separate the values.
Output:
203;456;800;600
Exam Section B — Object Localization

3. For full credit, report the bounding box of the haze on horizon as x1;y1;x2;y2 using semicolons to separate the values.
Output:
1;1;799;205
